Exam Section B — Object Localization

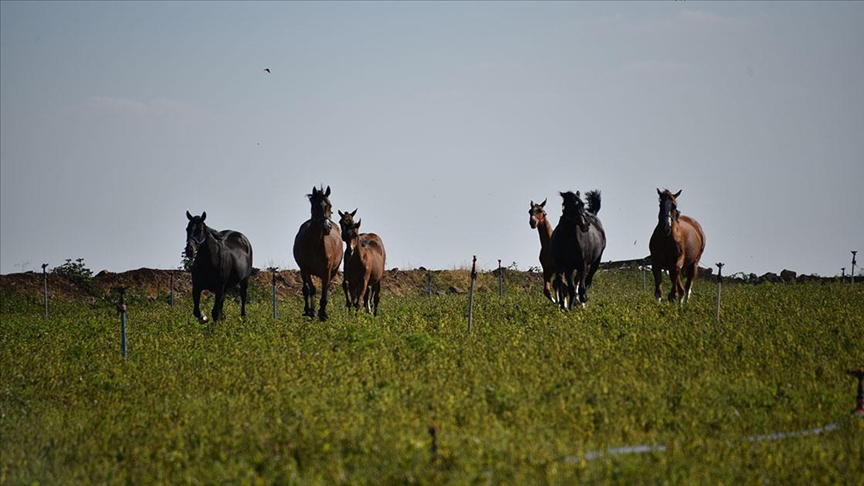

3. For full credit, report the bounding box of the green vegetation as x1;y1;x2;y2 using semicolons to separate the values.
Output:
2;270;862;484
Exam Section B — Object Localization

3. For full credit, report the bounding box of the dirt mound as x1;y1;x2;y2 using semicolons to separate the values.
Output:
0;267;448;303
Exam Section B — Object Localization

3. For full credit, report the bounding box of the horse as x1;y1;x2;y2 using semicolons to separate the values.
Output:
184;211;253;323
649;188;706;304
550;190;606;310
293;185;344;321
337;209;386;316
528;199;558;304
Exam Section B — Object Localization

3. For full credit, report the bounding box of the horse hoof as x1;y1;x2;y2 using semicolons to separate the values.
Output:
199;315;208;323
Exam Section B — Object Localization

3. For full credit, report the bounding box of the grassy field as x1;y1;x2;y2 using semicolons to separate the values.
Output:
2;269;862;484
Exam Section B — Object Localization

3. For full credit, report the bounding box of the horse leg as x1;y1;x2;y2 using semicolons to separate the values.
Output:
371;281;381;316
301;272;316;318
576;263;588;306
669;266;684;304
359;275;371;314
554;272;566;310
342;279;351;312
318;274;331;321
683;263;698;303
192;286;207;323
212;290;226;321
565;270;577;311
543;268;556;303
652;266;663;302
239;279;249;317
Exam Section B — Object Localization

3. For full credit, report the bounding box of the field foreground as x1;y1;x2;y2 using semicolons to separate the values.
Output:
1;269;862;484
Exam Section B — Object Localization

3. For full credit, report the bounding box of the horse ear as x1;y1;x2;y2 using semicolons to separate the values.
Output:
657;188;663;196
338;210;345;218
201;211;206;222
312;186;319;196
187;211;193;221
540;198;547;208
354;219;361;229
673;190;682;198
324;186;331;197
350;208;357;216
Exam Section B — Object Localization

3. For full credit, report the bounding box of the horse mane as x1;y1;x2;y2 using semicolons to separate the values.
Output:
585;190;601;215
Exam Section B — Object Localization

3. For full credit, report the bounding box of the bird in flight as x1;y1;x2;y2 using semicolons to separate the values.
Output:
263;68;271;74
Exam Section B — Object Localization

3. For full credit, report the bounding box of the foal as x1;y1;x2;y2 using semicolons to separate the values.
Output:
337;209;386;316
528;199;558;304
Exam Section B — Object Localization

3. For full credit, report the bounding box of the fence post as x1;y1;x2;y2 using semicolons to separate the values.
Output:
498;259;503;298
116;286;128;359
715;262;724;322
42;263;49;318
468;255;477;333
852;251;858;286
268;266;278;319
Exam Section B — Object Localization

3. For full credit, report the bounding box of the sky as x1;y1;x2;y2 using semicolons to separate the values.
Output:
1;1;863;278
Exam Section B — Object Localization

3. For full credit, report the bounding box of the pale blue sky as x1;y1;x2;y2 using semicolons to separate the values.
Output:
2;1;862;277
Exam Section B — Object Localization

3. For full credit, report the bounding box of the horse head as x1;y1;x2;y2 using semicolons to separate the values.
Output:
529;199;548;229
308;185;334;234
560;191;589;232
185;211;208;258
657;188;682;236
337;209;358;244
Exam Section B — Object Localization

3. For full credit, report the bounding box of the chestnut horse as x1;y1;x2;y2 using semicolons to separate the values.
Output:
293;185;344;321
550;190;606;310
185;211;253;322
528;199;558;304
337;209;386;316
649;189;706;304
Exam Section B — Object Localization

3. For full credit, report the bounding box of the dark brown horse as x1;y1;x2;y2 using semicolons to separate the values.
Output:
528;199;558;304
185;211;253;322
293;185;344;321
550;190;606;310
649;189;706;304
337;209;386;316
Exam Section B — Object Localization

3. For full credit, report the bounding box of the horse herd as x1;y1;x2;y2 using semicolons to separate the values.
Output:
184;185;705;322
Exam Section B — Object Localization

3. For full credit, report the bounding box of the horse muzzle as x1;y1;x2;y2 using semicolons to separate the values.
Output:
185;240;198;259
529;217;538;229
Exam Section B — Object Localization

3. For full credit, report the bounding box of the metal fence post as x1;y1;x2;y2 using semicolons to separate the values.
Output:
268;266;278;319
116;287;127;359
715;262;724;322
852;251;858;285
42;263;49;318
468;255;477;333
498;259;503;298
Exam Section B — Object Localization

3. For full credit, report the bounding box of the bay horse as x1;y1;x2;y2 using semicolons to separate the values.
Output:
649;189;706;304
550;190;606;310
184;211;253;322
337;209;386;316
293;185;344;321
528;199;558;304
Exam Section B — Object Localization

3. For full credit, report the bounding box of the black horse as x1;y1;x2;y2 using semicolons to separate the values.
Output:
550;190;606;310
185;211;253;322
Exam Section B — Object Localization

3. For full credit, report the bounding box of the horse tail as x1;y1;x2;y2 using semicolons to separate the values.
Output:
585;190;601;215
